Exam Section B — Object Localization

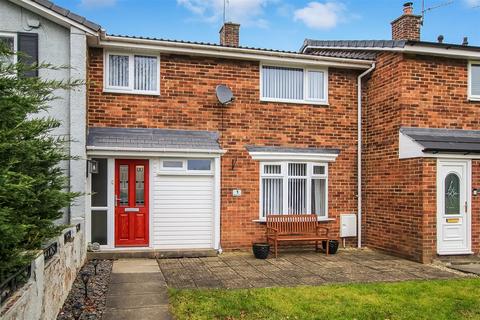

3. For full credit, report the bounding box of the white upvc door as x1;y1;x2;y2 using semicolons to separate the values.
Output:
436;159;472;255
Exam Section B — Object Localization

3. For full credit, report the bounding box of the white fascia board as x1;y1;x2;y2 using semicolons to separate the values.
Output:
399;131;424;159
97;37;374;70
86;146;226;157
9;0;99;35
249;151;339;162
303;45;480;60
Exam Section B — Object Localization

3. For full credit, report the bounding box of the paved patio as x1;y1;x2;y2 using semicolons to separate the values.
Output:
157;249;462;289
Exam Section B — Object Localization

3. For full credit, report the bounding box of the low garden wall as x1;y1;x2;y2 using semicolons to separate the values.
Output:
0;220;86;320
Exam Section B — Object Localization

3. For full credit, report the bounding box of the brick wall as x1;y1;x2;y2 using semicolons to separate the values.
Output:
88;48;361;249
364;52;480;262
391;14;422;41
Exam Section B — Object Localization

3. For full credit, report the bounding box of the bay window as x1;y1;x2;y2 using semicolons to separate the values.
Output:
105;52;160;95
260;65;328;104
260;162;328;219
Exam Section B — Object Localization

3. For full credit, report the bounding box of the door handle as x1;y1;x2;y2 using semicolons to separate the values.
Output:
465;201;468;213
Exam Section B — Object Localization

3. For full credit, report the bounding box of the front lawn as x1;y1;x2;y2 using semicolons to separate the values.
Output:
169;278;480;320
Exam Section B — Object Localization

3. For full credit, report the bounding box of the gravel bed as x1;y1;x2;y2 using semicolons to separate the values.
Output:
57;259;112;320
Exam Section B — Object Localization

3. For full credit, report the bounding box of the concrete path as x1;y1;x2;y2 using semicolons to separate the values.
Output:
103;259;171;320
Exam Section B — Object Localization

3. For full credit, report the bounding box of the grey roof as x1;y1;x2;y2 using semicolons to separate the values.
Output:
300;39;480;54
246;145;340;155
307;49;377;61
30;0;102;31
87;127;221;151
401;127;480;154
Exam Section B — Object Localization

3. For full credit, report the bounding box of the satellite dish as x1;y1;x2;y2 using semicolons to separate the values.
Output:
216;85;234;105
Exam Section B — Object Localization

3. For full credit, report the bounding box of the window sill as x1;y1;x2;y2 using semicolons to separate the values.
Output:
260;98;329;106
253;217;335;224
468;97;480;102
103;88;160;96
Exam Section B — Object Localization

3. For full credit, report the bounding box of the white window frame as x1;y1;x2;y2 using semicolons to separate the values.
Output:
259;63;329;105
158;158;213;176
104;51;160;95
468;61;480;101
259;161;328;220
0;32;18;64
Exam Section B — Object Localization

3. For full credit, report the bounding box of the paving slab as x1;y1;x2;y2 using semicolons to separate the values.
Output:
104;259;171;320
157;249;462;290
448;264;480;275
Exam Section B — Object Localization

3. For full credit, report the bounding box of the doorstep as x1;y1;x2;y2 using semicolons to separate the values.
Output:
87;248;218;260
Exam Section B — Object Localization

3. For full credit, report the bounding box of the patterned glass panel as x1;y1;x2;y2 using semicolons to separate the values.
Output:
262;178;283;217
311;179;326;217
109;55;129;87
119;165;129;206
135;165;145;205
445;173;460;215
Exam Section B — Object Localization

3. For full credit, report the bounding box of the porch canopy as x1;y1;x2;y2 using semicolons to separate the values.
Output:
86;127;224;155
399;127;480;159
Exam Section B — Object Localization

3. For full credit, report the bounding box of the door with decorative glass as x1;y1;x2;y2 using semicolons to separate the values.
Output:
115;159;149;246
437;159;471;255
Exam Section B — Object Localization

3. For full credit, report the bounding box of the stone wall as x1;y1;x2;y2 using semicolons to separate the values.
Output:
0;224;86;320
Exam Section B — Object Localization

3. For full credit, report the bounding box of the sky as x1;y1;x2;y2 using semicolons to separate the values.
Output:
54;0;480;51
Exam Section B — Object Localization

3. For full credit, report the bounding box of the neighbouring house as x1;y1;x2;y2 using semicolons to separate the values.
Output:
0;0;100;226
2;0;479;264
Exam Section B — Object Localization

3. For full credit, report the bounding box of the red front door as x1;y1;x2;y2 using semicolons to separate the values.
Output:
115;159;149;247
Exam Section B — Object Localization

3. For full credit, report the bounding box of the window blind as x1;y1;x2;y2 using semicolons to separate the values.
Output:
472;64;480;96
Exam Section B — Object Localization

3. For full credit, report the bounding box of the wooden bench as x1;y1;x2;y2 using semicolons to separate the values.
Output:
266;214;330;258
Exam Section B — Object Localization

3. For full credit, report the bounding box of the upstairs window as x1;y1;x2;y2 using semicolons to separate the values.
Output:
469;62;480;100
105;52;160;95
261;65;328;104
0;32;16;64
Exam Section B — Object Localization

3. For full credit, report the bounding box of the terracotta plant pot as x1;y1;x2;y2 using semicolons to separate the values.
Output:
322;240;339;254
252;243;270;259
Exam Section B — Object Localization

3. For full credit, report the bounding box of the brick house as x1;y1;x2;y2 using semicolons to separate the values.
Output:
84;2;480;263
5;1;478;263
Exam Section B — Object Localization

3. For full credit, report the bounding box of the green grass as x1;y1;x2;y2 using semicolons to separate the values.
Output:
169;279;480;320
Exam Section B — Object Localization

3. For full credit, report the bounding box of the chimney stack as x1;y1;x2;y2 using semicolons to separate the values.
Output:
391;2;422;41
219;22;240;47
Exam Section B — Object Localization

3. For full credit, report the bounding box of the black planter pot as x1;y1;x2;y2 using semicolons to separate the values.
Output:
322;240;339;254
252;243;270;259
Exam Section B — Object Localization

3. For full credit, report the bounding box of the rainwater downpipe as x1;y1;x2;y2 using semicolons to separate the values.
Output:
357;63;375;248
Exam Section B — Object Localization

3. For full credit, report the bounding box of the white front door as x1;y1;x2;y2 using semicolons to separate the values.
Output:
437;159;471;255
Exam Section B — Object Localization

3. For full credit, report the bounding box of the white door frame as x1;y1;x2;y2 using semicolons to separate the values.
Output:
436;158;472;255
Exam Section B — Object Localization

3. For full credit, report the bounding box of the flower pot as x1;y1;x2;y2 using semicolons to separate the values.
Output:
322;240;339;254
252;243;270;259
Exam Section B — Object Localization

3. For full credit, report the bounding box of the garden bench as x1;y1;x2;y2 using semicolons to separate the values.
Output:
266;214;330;258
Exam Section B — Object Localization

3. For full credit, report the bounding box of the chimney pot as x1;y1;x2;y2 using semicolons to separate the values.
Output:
462;37;469;46
391;2;422;41
437;35;444;43
403;2;414;14
219;22;240;47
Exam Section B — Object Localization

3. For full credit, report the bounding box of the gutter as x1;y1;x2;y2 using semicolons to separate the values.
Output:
96;34;374;70
357;63;375;248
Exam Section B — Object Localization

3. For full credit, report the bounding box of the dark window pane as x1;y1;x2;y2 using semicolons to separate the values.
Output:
91;158;108;207
91;210;107;245
445;173;460;215
187;159;211;171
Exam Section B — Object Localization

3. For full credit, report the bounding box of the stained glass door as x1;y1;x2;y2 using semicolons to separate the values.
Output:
115;159;149;246
437;160;470;255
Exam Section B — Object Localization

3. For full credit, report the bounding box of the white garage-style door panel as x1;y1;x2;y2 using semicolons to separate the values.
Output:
153;175;214;249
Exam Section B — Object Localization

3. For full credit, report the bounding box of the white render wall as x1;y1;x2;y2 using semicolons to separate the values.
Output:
0;0;88;224
0;225;86;320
